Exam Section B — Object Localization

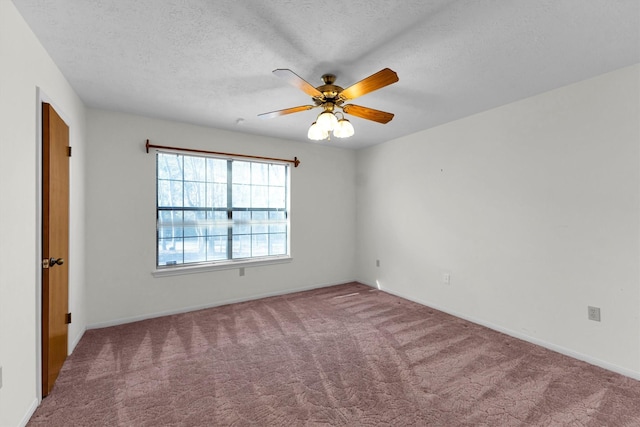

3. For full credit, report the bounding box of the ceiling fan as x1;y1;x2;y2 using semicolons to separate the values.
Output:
258;68;399;140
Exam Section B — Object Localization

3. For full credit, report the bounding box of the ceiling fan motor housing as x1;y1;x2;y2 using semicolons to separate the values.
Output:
314;74;343;107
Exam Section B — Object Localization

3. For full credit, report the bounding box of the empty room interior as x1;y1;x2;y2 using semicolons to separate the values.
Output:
1;1;640;425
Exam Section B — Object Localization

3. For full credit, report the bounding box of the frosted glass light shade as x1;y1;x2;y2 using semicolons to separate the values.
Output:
316;111;338;132
333;118;355;138
307;122;328;140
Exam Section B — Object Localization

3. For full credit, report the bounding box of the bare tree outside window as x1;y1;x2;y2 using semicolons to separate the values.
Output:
156;152;289;267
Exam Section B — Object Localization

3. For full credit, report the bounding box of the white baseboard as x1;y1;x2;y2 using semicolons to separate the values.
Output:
69;326;87;354
87;280;355;330
18;398;39;427
363;281;640;381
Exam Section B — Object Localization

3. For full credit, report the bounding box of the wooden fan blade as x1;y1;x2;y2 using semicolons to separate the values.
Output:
258;105;315;119
342;104;394;124
339;68;399;101
273;69;323;98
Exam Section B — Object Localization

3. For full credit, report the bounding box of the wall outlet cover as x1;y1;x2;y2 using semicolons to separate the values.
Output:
442;273;451;285
588;306;601;322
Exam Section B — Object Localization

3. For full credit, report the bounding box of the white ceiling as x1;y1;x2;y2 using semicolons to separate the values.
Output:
11;0;640;149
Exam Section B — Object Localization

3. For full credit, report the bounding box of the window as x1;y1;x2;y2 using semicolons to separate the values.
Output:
156;151;290;269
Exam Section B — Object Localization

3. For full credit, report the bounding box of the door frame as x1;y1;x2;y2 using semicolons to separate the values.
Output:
35;88;73;401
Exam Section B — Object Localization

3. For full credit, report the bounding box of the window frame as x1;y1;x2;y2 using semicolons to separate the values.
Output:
152;150;292;276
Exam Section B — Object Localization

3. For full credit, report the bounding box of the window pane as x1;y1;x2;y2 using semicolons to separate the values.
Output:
233;211;250;235
184;156;205;181
158;180;183;207
269;233;287;255
208;183;227;208
232;161;251;184
207;158;227;183
269;186;285;208
184;211;206;238
252;211;268;234
251;185;268;208
269;164;286;185
207;210;228;236
158;237;183;266
252;163;269;185
233;235;251;259
269;211;286;233
184;182;206;207
232;184;250;207
158;153;182;180
184;237;206;263
207;236;227;260
252;234;268;257
158;210;183;238
157;180;170;206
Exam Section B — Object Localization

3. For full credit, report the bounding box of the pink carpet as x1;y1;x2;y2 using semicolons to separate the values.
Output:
29;282;640;426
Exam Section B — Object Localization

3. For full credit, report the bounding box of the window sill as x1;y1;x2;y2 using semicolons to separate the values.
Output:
151;256;293;277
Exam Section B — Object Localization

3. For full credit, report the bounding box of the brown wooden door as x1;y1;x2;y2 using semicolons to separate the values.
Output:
42;103;70;397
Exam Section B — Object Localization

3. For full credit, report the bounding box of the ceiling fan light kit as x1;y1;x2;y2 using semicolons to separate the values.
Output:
308;112;354;140
316;109;338;131
259;68;398;142
333;114;354;139
307;121;328;140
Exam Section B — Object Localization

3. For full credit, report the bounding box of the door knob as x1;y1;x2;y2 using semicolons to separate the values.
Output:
49;257;64;266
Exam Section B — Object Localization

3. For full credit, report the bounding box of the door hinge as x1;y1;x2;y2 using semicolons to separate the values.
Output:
65;313;72;324
42;258;50;269
67;146;72;157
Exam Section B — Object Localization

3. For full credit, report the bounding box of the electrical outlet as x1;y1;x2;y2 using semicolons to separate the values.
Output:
239;267;245;277
588;306;601;322
376;260;380;267
442;273;451;285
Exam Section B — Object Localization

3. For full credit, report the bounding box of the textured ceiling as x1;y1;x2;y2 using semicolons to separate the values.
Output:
11;0;640;149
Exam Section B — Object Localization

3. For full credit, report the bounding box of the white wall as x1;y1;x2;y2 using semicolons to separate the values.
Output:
85;109;357;326
356;64;640;376
0;2;87;426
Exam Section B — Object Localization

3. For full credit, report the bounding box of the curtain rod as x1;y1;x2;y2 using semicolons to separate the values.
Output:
145;140;300;167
